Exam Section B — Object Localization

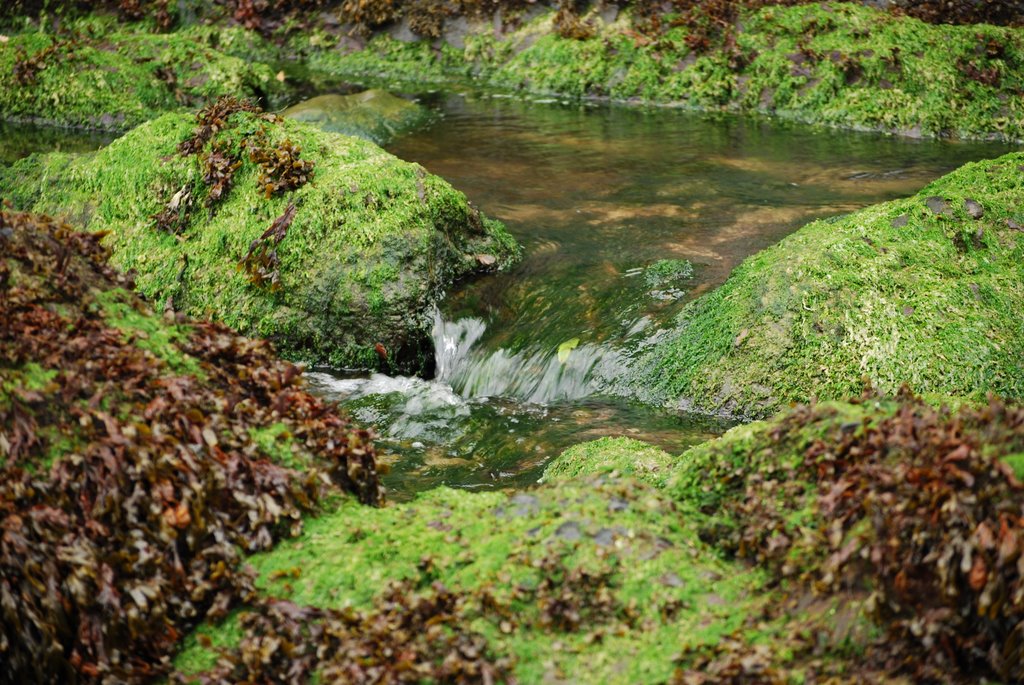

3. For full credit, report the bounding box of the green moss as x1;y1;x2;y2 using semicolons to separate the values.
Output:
247;423;310;470
174;474;769;682
1002;453;1024;481
543;436;675;489
304;3;1024;141
94;288;203;377
10;110;520;372
630;152;1024;418
0;19;282;131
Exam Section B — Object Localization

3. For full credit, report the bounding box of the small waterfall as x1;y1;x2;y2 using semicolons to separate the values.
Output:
431;308;621;405
432;308;486;385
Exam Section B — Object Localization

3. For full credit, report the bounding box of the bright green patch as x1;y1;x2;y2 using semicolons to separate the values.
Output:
175;475;769;682
543;436;675;489
94;288;203;377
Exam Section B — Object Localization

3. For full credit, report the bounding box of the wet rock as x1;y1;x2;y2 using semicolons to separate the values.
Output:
965;198;984;219
633;153;1024;417
608;497;629;513
554;521;583;541
283;90;432;146
925;195;950;216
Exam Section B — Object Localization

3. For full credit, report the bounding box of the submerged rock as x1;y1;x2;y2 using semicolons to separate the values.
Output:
282;90;433;145
5;101;520;372
630;152;1024;418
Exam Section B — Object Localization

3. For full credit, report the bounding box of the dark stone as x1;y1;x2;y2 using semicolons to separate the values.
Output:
554;521;582;541
593;528;616;546
965;198;984;219
925;196;950;216
891;214;909;228
608;497;629;513
658;572;686;588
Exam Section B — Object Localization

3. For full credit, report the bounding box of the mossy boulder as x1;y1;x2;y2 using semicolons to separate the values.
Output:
174;471;771;683
282;89;433;146
304;2;1024;141
4;108;520;372
0;20;284;131
629;151;1024;418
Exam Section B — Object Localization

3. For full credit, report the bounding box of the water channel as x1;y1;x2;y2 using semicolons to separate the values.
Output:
1;95;1011;499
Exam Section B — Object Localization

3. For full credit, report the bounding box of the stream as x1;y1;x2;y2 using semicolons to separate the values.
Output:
307;91;1011;499
1;96;1011;500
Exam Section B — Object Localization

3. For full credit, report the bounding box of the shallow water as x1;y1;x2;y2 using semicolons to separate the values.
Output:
315;92;1011;499
1;94;1011;500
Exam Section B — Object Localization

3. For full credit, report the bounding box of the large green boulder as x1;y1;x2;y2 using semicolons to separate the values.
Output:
3;104;519;371
630;152;1024;418
282;89;433;146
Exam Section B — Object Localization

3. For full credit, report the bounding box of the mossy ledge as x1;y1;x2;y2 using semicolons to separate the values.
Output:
174;394;1024;682
0;18;285;131
295;1;1024;142
627;151;1024;419
2;107;520;372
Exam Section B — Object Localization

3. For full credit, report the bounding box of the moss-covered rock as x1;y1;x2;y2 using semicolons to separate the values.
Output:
4;106;520;372
0;19;284;131
542;435;675;488
302;2;1024;141
282;89;433;145
174;472;770;683
629;151;1024;418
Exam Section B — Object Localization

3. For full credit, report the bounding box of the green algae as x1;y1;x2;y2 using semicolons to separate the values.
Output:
282;89;434;146
8;110;520;372
543;436;675;489
304;3;1024;141
174;474;769;682
630;152;1024;419
94;287;204;377
0;19;283;131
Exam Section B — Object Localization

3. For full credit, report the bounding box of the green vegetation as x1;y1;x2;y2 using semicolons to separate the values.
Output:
0;18;284;130
5;107;519;371
630;151;1024;418
302;2;1024;141
174;472;770;683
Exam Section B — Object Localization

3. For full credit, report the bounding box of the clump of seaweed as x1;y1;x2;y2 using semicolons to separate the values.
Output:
249;138;316;198
156;97;314;248
682;389;1024;682
0;209;381;683
240;202;296;289
513;552;630;633
179;581;513;684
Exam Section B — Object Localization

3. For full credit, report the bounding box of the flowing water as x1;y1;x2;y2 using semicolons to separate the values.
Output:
0;95;1012;500
307;91;1011;498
